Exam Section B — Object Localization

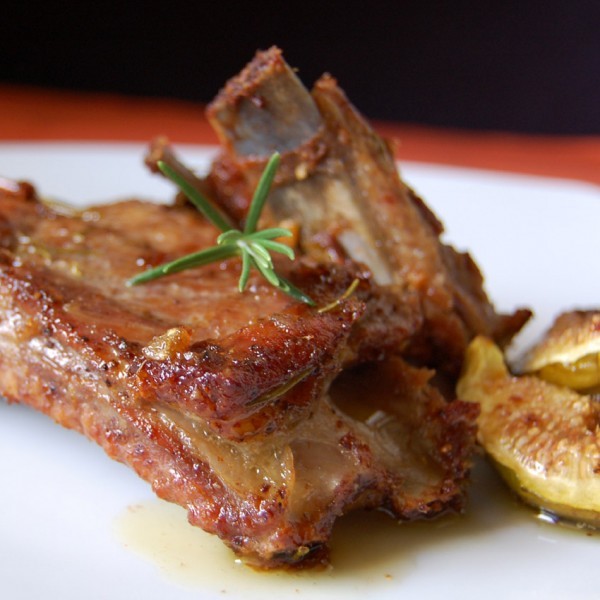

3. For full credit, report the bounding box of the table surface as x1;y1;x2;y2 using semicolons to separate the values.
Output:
1;83;599;186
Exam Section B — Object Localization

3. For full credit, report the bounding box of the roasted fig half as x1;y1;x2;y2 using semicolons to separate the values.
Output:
457;335;600;527
521;310;600;393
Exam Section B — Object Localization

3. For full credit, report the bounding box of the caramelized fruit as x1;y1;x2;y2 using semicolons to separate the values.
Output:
457;336;600;527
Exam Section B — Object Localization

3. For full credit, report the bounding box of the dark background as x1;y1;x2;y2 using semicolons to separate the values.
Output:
2;1;599;134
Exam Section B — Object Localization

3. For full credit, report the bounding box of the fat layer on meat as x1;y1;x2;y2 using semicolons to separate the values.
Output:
0;173;477;568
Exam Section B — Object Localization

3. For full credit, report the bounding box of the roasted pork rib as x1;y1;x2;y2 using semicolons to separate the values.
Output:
204;47;530;376
0;181;476;567
0;49;526;568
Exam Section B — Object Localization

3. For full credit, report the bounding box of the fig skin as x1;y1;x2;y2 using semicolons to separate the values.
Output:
457;336;600;527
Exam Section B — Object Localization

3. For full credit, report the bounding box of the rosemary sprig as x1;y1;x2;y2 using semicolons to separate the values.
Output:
128;152;315;306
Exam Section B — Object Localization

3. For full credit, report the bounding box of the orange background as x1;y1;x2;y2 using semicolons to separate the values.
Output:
2;84;599;186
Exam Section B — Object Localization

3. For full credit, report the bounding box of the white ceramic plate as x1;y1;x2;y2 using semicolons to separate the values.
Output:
0;143;599;600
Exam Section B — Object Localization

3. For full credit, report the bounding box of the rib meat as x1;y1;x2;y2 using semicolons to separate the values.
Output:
0;178;476;568
205;47;531;376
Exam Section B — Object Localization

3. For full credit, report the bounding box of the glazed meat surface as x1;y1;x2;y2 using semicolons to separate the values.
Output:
0;178;477;567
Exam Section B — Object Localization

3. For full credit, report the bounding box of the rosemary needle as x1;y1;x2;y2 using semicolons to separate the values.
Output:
128;152;315;306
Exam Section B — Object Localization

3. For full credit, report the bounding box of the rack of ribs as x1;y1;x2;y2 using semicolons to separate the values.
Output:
0;48;528;568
